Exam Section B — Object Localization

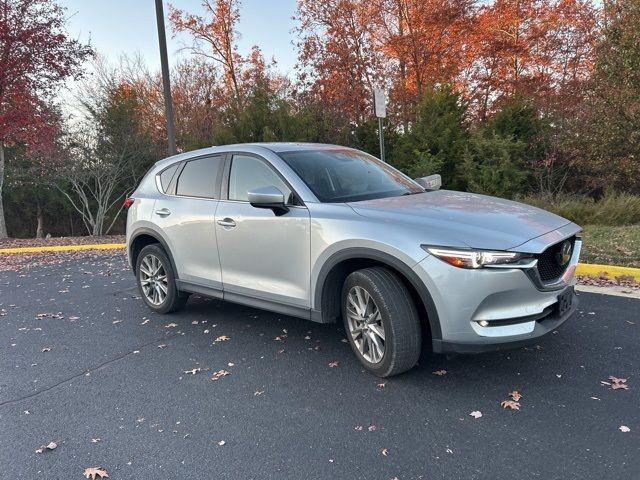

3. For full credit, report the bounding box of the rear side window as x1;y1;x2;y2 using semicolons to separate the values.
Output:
159;164;179;193
176;156;222;198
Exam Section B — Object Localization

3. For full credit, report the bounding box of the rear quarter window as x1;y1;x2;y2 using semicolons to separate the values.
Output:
159;164;179;193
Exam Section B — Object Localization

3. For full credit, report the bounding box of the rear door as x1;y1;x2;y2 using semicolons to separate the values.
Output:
215;153;311;309
153;154;225;290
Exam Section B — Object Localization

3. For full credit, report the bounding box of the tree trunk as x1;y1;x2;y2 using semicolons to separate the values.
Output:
0;142;8;239
36;199;43;238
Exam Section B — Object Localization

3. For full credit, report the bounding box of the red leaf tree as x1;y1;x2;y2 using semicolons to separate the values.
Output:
0;0;92;237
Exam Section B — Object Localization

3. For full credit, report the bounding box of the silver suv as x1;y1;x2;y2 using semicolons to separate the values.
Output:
126;143;581;377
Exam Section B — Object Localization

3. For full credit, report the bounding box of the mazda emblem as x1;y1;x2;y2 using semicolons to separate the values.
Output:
556;240;573;266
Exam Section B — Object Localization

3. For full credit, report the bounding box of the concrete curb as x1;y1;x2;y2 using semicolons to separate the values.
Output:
1;243;639;282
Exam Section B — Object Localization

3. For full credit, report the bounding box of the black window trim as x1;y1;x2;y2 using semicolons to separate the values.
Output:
160;153;226;200
221;151;305;208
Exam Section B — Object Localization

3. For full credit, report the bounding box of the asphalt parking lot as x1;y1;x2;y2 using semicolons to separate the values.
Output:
1;251;638;479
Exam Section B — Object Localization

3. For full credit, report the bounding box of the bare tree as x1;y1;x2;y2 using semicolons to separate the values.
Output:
55;59;154;235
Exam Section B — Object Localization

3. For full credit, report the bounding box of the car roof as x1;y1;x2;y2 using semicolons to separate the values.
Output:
218;142;345;153
154;142;351;168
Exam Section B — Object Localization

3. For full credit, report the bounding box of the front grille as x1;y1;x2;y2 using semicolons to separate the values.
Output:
536;237;575;282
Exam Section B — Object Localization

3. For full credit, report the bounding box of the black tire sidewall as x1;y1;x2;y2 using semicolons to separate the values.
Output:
136;244;181;314
341;268;419;377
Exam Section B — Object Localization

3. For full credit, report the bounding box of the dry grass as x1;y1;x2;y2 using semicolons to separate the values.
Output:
580;225;640;267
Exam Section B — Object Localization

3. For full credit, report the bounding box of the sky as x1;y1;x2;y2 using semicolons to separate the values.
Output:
60;0;299;75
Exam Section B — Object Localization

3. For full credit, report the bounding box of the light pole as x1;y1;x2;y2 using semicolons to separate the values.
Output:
155;0;177;156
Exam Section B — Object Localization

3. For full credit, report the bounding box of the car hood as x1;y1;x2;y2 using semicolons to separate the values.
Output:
347;190;577;251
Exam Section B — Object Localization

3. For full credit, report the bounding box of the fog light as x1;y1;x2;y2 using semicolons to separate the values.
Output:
478;320;489;327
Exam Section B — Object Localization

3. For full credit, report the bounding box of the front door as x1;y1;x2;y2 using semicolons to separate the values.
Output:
215;154;311;309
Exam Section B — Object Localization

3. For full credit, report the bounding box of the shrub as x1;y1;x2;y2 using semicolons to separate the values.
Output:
518;192;640;226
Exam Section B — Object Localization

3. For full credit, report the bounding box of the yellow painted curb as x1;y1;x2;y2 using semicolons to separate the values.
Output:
0;243;126;254
576;263;640;282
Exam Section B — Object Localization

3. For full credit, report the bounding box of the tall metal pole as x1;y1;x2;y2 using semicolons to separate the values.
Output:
155;0;177;156
378;117;385;163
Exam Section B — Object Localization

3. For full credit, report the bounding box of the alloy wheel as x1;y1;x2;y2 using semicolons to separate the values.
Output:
139;254;168;306
346;285;386;363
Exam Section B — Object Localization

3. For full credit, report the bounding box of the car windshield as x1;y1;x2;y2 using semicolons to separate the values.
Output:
278;149;424;203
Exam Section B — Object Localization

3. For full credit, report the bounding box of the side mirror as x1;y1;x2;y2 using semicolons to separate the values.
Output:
247;186;289;215
414;174;441;191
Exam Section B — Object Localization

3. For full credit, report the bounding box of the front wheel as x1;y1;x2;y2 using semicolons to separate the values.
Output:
342;267;421;377
136;244;188;314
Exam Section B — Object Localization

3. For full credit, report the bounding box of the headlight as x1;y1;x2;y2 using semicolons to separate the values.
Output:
423;246;528;269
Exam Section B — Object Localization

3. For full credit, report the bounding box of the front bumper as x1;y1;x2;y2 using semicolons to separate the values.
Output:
413;239;581;354
431;286;577;353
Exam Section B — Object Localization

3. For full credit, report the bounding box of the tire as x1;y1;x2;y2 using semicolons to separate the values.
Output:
342;267;421;377
135;244;189;314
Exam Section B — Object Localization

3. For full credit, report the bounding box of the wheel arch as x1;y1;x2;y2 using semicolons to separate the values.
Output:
313;248;441;341
129;227;179;279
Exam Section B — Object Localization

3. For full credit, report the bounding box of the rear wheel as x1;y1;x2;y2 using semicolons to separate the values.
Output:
136;244;188;314
342;267;421;377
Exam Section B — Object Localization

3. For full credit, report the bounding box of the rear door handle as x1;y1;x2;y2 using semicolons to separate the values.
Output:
155;208;171;217
217;218;236;228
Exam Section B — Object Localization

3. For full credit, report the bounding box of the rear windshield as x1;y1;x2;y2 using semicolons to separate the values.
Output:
278;149;423;203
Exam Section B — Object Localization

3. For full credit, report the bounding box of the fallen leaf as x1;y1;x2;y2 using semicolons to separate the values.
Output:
211;369;231;381
35;441;57;453
509;391;522;401
328;361;339;368
432;370;447;376
608;376;629;390
83;467;109;479
381;448;389;456
469;411;483;419
619;425;630;433
215;335;230;342
501;400;521;410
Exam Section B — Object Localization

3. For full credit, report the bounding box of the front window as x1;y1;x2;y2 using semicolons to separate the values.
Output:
278;149;423;203
228;154;294;203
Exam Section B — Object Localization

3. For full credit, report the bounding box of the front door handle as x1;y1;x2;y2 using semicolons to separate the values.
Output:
217;218;237;228
155;208;171;217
